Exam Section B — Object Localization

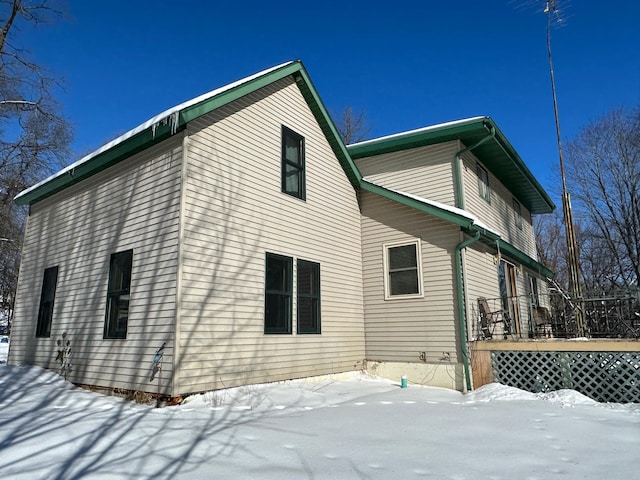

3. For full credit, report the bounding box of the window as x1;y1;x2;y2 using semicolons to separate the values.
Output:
281;126;305;200
265;253;293;334
384;241;423;298
513;198;523;229
104;250;133;339
36;266;59;338
528;274;540;308
477;163;490;202
297;260;321;334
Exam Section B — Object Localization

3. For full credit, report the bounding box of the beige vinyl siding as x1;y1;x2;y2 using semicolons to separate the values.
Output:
464;243;549;339
10;138;182;393
176;77;365;393
360;190;461;364
463;243;502;339
354;142;458;205
461;149;537;257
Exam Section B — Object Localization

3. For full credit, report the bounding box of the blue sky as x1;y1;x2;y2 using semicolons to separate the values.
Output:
21;0;640;202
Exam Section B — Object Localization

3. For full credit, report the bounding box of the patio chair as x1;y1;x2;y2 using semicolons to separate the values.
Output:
532;306;553;338
478;297;508;339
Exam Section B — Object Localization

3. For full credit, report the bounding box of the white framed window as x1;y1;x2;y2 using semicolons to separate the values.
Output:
383;240;423;299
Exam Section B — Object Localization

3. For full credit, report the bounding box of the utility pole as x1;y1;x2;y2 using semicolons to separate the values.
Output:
545;0;585;336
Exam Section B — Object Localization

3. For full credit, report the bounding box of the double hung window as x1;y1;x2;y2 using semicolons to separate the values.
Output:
104;250;133;339
477;163;490;202
297;260;321;334
281;126;305;200
265;253;293;334
384;240;423;298
264;254;321;334
36;266;59;338
513;198;523;229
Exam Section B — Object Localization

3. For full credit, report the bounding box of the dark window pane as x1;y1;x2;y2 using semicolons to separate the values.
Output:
281;126;305;200
390;270;419;295
297;260;320;334
36;266;59;338
284;163;301;196
297;297;318;333
265;253;292;334
104;250;133;339
389;245;417;270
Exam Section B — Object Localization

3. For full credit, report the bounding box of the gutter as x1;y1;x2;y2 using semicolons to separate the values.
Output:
454;121;495;209
455;231;481;392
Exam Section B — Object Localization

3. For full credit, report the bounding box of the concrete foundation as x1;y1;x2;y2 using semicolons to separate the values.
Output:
364;360;465;391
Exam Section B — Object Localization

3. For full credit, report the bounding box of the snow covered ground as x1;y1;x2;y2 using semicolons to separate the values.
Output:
0;365;638;479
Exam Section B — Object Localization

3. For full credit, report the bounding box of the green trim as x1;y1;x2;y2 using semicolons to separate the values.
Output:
349;117;486;159
362;180;553;277
349;117;555;214
16;123;177;206
281;125;306;200
264;252;293;335
455;231;481;392
454;129;495;209
16;61;360;206
497;239;554;278
294;67;361;189
361;180;474;229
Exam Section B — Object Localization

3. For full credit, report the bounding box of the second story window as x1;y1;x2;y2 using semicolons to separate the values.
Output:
281;126;305;200
513;198;523;229
477;163;490;203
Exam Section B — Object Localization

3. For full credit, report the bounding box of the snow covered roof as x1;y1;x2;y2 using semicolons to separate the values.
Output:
349;116;487;149
349;116;555;215
15;61;360;206
362;178;502;237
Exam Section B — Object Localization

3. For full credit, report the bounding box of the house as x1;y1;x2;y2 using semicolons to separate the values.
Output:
10;61;555;397
348;120;554;390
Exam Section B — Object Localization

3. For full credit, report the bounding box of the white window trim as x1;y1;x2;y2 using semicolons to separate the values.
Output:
383;239;424;300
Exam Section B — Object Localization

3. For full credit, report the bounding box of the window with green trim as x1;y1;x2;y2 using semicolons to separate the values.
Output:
297;259;321;334
36;266;59;338
265;253;293;334
477;163;490;203
513;198;523;229
281;126;305;200
104;250;133;339
384;240;423;299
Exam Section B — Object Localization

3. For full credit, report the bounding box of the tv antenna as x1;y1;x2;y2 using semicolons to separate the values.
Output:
543;0;585;336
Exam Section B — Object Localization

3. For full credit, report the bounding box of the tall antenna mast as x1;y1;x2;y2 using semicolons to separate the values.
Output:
545;0;585;336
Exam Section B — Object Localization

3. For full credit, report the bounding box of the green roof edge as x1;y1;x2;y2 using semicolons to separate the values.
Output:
349;116;554;213
348;117;488;159
361;180;474;228
16;60;360;206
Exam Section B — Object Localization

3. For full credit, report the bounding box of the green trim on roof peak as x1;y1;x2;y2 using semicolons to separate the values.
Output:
15;60;360;206
349;117;555;215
